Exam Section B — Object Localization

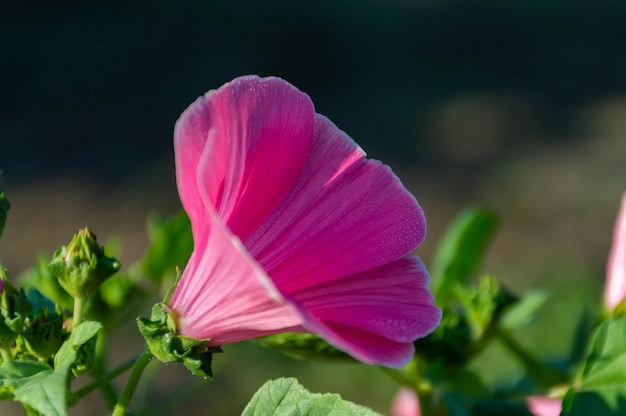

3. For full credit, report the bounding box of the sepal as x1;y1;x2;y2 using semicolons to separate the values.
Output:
137;303;218;379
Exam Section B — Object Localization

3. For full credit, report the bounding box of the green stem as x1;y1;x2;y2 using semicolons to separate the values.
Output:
138;377;207;416
380;367;413;386
498;330;569;388
416;384;434;416
0;348;10;362
380;365;434;416
112;349;154;416
93;332;118;410
72;353;139;403
72;296;85;328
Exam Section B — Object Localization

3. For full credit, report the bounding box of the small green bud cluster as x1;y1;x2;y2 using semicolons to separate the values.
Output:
0;227;120;369
0;276;66;362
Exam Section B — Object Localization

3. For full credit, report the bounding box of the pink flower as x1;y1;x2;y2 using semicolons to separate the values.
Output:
604;193;626;312
169;75;441;367
391;388;421;416
526;396;562;416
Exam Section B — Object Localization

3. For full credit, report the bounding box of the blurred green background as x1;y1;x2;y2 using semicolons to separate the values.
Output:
1;0;626;414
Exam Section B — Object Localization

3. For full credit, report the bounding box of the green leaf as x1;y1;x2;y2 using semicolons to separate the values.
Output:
431;207;499;305
255;333;355;363
568;308;594;367
454;274;515;340
25;288;56;314
142;211;193;282
562;317;626;415
0;360;67;415
241;378;381;416
13;368;66;416
7;322;103;415
500;289;550;331
0;360;51;380
0;360;52;399
54;321;102;370
97;272;139;310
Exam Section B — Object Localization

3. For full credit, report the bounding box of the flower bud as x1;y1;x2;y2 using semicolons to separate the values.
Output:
1;278;33;335
23;308;64;360
47;228;121;299
0;269;14;350
605;193;626;313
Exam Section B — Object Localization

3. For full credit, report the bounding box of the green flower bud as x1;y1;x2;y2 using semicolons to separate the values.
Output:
47;228;121;299
0;320;16;351
23;308;65;360
1;279;33;335
0;270;16;350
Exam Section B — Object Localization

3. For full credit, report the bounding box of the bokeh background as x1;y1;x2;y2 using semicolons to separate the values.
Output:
1;0;626;414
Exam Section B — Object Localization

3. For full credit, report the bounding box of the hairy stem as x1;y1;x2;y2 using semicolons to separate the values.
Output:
72;352;139;404
72;296;85;328
498;330;569;388
112;349;154;416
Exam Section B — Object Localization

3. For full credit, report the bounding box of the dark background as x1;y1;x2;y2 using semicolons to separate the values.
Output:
3;0;626;182
1;1;626;414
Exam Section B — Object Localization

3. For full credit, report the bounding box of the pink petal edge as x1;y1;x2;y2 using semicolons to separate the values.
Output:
391;388;421;416
246;115;427;290
604;193;626;311
526;396;562;416
175;75;315;242
291;258;440;367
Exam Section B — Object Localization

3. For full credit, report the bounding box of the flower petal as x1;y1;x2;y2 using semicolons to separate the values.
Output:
291;258;441;367
245;114;427;291
526;396;562;416
605;193;626;311
171;75;440;367
174;75;315;241
174;91;214;237
391;388;421;416
170;210;303;346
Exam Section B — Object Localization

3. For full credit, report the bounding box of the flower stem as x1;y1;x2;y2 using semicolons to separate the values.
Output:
93;332;118;410
112;349;154;416
72;296;85;328
498;330;569;388
380;367;413;386
0;348;10;362
137;377;208;416
380;364;435;416
72;353;138;403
